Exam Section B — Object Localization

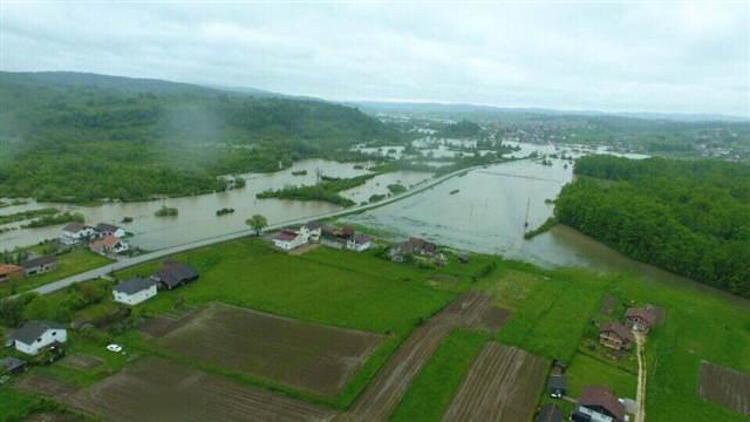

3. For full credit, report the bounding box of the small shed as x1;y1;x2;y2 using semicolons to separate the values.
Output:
0;357;26;375
548;373;567;398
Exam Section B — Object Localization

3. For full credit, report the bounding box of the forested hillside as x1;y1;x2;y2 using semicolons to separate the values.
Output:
555;155;750;297
0;72;395;202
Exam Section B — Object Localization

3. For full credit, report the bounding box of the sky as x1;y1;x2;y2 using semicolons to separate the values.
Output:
1;1;748;117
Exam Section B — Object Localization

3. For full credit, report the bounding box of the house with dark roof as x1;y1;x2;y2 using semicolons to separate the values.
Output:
302;221;322;241
0;264;24;283
95;223;126;238
11;321;67;355
536;403;564;422
151;261;199;290
61;223;94;245
599;322;634;351
113;277;158;305
572;386;626;422
625;306;659;333
548;373;567;398
21;256;58;276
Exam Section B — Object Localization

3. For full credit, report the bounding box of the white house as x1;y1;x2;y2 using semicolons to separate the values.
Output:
11;321;67;355
272;229;309;251
303;221;323;241
347;234;373;252
95;223;126;238
61;223;95;245
113;277;158;305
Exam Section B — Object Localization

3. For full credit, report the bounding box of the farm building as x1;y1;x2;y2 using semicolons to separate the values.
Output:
320;225;355;249
95;222;126;238
272;229;309;251
151;261;199;290
572;386;626;422
599;321;634;351
61;222;95;245
21;256;58;276
113;277;158;305
11;321;67;355
90;235;129;255
536;403;564;422
0;264;24;283
346;234;373;252
625;306;659;333
547;373;567;398
0;357;26;375
389;237;439;262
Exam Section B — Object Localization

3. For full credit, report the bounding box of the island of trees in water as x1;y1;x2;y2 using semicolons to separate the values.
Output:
555;155;750;298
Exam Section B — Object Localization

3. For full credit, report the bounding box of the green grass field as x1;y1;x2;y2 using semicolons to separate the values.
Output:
3;237;750;421
0;249;112;298
391;329;488;422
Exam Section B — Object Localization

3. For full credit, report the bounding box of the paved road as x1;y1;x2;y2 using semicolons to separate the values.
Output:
31;164;484;296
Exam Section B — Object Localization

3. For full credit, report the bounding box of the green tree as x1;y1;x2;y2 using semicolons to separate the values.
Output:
246;214;268;236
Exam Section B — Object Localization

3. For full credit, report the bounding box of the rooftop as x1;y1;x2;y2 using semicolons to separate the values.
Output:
114;277;157;295
21;256;57;269
11;321;65;345
578;386;625;421
0;264;24;276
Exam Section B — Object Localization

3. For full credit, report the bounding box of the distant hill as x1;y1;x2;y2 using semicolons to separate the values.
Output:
0;71;395;203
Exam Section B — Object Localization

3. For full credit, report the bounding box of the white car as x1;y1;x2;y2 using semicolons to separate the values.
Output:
106;344;123;353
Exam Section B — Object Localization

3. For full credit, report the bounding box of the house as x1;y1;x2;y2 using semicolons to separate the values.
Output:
0;264;24;283
389;237;439;262
20;256;58;277
151;260;199;290
11;321;67;355
536;403;564;422
272;229;309;251
90;235;129;255
599;322;634;351
347;234;372;252
95;223;126;238
548;373;567;398
61;223;95;245
303;221;323;241
572;386;626;422
625;306;658;333
113;277;158;305
0;357;26;375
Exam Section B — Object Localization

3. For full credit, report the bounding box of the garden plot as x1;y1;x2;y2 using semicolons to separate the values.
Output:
442;342;547;422
699;362;750;416
157;302;384;396
69;358;336;421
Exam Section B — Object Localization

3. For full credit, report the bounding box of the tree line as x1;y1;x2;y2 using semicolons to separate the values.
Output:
555;155;750;297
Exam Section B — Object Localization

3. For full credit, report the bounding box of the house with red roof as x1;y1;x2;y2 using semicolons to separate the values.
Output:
599;321;634;351
572;386;626;422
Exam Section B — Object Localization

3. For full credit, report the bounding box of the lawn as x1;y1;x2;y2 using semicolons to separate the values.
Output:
0;249;112;298
566;352;637;398
390;329;488;422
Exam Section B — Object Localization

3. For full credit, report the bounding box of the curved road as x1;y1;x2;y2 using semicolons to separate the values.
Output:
31;163;489;296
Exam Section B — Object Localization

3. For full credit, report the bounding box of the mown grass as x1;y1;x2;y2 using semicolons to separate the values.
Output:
390;329;488;422
0;249;112;298
566;352;637;398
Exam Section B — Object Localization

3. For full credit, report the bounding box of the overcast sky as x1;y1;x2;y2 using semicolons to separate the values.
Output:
1;1;748;117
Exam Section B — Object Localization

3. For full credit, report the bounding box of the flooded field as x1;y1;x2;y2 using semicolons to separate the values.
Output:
0;159;369;251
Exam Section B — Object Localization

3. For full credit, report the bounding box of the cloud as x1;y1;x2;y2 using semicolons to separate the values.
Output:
1;1;748;116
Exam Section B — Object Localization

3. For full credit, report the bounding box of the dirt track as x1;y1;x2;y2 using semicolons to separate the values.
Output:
336;292;504;421
442;343;546;422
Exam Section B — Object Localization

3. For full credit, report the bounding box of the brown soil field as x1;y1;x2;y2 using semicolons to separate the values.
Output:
442;342;547;422
699;362;750;416
138;307;201;337
15;373;78;399
25;412;83;422
337;292;500;421
61;354;103;370
69;358;336;421
288;243;320;256
157;302;383;396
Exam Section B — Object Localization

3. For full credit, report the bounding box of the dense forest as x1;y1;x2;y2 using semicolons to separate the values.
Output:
0;72;397;203
555;155;750;297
